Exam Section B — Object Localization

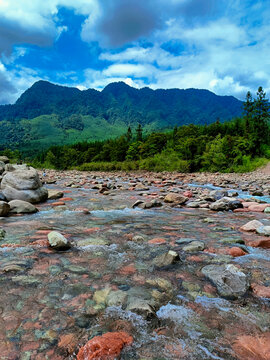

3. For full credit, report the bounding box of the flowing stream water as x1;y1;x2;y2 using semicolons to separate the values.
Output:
0;174;269;359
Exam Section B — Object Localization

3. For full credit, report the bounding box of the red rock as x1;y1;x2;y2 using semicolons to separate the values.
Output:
233;333;270;360
77;332;133;360
248;204;270;212
84;227;100;233
118;264;136;275
251;284;270;298
183;191;193;198
242;201;258;208
148;238;166;245
233;208;250;213
228;247;246;257
246;238;270;249
51;201;65;207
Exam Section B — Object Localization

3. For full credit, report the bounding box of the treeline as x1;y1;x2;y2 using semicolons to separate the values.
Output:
3;87;270;173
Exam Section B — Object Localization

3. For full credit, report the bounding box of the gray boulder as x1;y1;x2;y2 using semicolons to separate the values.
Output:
164;193;187;204
201;264;249;299
0;161;5;174
1;166;48;203
209;189;228;200
8;200;38;214
153;250;179;268
183;240;205;252
0;201;10;216
210;197;243;211
0;156;9;164
48;231;71;250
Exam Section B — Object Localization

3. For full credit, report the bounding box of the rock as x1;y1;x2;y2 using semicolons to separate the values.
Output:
106;290;128;307
1;166;48;203
248;204;270;212
233;333;270;360
0;161;5;174
48;231;71;250
247;238;270;249
153;250;179;267
209;189;228;200
164;193;187;204
256;226;270;236
135;183;149;191
132;235;145;242
8;200;38;214
0;156;9;164
251;284;270;298
77;332;133;360
0;201;10;216
126;297;156;319
210;197;243;211
183;240;205;252
93;287;112;305
264;207;270;213
77;238;109;246
228;247;246;257
186;201;200;208
47;190;64;200
240;220;263;232
201;264;249;299
0;228;6;240
132;200;144;208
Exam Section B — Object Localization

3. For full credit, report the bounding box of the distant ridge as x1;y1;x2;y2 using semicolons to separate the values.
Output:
0;80;243;153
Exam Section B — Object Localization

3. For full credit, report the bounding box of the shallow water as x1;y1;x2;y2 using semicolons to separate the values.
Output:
0;174;269;359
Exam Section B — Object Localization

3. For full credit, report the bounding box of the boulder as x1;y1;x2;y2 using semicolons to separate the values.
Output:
48;231;71;250
126;297;156;319
0;156;9;164
210;197;243;211
8;200;38;214
1;165;48;203
201;264;249;299
256;226;270;236
233;333;270;360
209;189;228;200
164;193;187;204
0;192;7;201
0;201;10;216
0;161;5;174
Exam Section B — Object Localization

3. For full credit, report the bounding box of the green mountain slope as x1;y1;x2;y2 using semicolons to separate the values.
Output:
0;80;243;154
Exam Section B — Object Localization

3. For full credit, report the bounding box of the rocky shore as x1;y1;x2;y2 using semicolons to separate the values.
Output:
0;163;270;359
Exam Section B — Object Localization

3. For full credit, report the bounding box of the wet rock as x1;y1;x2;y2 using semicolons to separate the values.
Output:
126;297;156;319
164;193;187;204
251;284;270;298
256;226;270;236
0;192;7;201
248;204;270;212
186;201;200;208
264;207;270;213
210;197;243;211
132;200;144;208
48;231;71;250
77;332;133;360
135;183;149;191
247;238;270;249
131;235;145;242
228;247;246;257
183;241;205;252
201;264;249;299
106;290;128;307
209;189;228;200
1;166;48;203
153;250;179;268
233;333;270;360
48;190;64;200
0;201;10;216
8;200;38;214
240;220;263;232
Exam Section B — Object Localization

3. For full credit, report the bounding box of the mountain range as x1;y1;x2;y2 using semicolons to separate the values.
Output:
0;80;243;154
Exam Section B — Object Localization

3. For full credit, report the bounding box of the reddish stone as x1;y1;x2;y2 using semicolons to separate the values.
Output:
233;208;250;213
248;204;270;212
228;247;246;257
183;190;193;198
61;197;73;201
246;238;270;249
58;334;78;354
51;201;65;207
77;332;133;360
36;230;53;235
63;190;72;193
148;238;166;245
84;227;100;233
251;284;270;298
118;264;136;275
233;333;270;360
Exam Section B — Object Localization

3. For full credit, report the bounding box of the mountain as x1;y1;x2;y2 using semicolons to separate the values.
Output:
0;80;243;154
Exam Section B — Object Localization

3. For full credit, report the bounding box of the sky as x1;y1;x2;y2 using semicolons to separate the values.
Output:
0;0;269;104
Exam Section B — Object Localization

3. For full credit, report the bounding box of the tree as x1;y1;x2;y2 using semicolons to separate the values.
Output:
136;124;143;142
126;126;132;142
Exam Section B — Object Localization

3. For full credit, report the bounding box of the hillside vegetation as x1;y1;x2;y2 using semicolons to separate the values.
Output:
0;80;242;155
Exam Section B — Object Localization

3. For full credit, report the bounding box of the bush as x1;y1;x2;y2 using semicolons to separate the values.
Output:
139;151;189;172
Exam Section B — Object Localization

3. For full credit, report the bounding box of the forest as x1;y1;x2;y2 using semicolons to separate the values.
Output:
2;87;270;173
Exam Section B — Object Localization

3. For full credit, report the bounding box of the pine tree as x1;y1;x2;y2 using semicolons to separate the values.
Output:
136;124;143;142
126;126;132;142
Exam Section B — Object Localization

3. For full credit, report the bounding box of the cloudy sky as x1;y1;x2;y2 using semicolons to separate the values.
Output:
0;0;269;104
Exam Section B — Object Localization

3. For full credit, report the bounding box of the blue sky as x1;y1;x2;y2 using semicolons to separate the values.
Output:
0;0;269;104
